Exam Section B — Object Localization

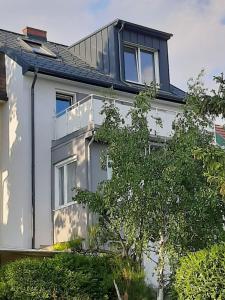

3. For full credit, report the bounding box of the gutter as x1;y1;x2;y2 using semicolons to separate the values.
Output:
25;67;184;104
31;69;38;249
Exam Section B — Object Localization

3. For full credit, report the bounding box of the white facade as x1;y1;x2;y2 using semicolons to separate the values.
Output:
0;55;182;250
0;53;183;251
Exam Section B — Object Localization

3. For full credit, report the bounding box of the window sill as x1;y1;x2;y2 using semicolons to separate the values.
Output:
125;80;158;86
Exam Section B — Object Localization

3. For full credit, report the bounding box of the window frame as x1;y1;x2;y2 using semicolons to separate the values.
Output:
123;43;160;85
20;38;57;58
54;155;77;209
55;92;75;116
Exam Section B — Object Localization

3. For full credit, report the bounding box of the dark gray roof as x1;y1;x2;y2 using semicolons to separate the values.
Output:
0;26;185;103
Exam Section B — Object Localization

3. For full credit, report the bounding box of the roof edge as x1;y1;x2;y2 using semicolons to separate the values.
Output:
24;67;184;104
69;18;172;49
115;19;173;40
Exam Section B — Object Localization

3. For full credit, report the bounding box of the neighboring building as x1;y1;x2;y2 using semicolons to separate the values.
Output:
0;20;185;265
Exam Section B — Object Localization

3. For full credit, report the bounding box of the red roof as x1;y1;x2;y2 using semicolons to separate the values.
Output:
215;125;225;139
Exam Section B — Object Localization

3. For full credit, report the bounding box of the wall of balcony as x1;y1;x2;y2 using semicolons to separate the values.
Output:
54;94;179;140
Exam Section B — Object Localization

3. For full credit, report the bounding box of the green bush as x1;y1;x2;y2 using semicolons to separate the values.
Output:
0;254;156;300
52;237;83;251
174;243;225;299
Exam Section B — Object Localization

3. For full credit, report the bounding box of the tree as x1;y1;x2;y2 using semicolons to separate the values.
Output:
76;80;225;300
192;73;225;198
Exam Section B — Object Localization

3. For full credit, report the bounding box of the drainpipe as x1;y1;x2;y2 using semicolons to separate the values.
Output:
117;20;133;88
117;21;125;83
86;131;95;248
31;69;38;249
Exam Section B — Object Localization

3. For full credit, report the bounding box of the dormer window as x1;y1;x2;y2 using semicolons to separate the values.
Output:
124;45;159;85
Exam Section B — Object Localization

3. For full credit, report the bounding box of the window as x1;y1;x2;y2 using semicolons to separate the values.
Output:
21;39;56;57
124;46;159;84
55;157;77;208
124;47;138;82
56;93;74;116
106;155;112;180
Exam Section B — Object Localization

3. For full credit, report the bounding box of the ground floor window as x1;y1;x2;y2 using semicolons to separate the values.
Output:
55;156;77;208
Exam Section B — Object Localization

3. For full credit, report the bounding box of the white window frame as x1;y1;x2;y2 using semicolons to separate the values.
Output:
124;44;160;85
54;155;77;209
106;155;112;180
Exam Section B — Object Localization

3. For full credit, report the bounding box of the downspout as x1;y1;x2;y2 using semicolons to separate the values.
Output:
117;21;125;83
31;69;38;249
86;132;95;248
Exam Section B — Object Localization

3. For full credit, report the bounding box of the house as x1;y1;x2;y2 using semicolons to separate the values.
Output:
0;20;185;265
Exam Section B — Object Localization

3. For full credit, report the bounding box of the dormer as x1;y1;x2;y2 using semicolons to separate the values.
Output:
69;19;172;92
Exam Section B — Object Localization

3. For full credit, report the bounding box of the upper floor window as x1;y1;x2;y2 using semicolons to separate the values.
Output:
55;92;89;116
56;93;74;116
124;46;158;85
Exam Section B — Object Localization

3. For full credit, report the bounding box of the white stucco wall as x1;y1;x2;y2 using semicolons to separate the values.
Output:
0;56;32;248
0;55;182;252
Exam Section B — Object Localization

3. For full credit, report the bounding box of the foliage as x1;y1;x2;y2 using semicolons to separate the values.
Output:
189;73;225;198
174;243;225;299
76;79;225;298
194;145;225;197
0;254;155;300
53;237;83;251
198;73;225;117
76;85;158;263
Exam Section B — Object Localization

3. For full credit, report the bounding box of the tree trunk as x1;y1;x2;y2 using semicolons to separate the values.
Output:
157;232;165;300
157;287;164;300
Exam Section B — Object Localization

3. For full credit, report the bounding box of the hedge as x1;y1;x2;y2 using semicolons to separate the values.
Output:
174;243;225;299
0;253;156;300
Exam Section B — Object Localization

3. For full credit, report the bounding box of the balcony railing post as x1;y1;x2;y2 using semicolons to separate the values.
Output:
90;95;94;126
66;109;69;136
53;116;56;140
78;102;81;130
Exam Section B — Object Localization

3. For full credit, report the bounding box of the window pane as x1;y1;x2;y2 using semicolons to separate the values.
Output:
140;50;155;83
56;94;72;115
58;166;64;206
67;161;76;203
107;155;112;180
124;47;138;82
26;41;48;55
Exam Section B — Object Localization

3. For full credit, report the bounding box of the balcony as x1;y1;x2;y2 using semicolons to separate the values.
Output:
53;94;179;140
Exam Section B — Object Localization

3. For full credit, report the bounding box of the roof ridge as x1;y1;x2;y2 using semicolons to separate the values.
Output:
0;28;68;48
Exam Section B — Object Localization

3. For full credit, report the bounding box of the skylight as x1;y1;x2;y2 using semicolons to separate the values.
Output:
20;39;56;58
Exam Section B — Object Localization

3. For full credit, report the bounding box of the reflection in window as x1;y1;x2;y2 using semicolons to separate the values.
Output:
140;50;154;83
22;39;56;57
55;158;77;208
67;161;76;203
124;47;138;82
124;46;156;84
58;166;64;206
56;93;73;116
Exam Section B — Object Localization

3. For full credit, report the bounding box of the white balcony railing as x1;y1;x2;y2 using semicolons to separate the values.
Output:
53;94;179;140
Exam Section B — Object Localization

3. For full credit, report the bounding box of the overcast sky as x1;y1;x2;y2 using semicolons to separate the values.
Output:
0;0;224;91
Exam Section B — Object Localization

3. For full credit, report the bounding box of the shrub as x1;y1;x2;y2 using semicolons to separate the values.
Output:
52;237;83;251
174;243;225;299
0;254;156;300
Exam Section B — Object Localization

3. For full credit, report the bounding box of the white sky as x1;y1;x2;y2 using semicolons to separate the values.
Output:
0;0;224;91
